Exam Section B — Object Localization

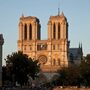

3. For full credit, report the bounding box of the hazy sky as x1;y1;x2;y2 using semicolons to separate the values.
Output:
0;0;90;65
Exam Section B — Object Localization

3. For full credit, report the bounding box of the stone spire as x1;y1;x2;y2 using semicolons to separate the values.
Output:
61;11;64;16
22;13;24;17
79;42;80;48
58;7;60;16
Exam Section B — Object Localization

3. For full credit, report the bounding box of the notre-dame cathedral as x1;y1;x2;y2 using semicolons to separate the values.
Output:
17;12;83;73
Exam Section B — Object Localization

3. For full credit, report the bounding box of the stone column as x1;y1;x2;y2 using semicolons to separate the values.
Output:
23;24;25;40
32;22;36;59
36;22;38;40
0;34;4;87
62;22;66;39
63;22;67;39
32;22;36;40
19;22;23;41
61;23;64;39
48;21;52;40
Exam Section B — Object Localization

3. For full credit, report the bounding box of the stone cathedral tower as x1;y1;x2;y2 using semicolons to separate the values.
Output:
17;12;69;72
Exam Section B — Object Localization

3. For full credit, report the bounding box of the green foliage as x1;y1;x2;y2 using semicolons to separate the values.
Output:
80;54;90;86
54;54;90;87
56;66;81;87
3;51;40;86
2;66;7;84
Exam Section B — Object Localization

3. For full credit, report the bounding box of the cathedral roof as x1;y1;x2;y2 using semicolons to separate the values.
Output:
69;48;82;60
49;12;67;21
20;15;40;22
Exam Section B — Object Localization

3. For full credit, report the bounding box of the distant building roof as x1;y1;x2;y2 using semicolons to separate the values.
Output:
69;48;79;60
69;47;83;65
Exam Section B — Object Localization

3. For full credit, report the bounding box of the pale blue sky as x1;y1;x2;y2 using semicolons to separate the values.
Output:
0;0;90;65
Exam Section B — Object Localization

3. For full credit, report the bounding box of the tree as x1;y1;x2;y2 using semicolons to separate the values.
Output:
2;66;7;86
4;51;40;86
53;54;90;87
56;67;68;86
55;65;81;87
80;54;90;87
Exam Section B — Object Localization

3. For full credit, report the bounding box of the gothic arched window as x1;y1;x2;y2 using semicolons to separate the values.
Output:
58;23;60;39
53;45;55;50
53;23;56;39
29;24;32;40
66;24;68;39
53;59;56;65
58;58;60;65
37;25;40;40
24;24;27;40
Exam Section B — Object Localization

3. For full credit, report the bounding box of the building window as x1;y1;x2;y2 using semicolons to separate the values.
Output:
37;44;41;51
58;23;60;39
53;45;55;50
53;23;56;39
29;45;32;50
24;45;26;51
37;29;40;40
58;58;60;65
58;44;60;50
66;25;68;39
37;44;47;51
29;24;32;40
24;24;27;40
53;59;56;65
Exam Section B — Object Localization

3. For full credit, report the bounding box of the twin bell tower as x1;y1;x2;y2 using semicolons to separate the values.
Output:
17;12;69;72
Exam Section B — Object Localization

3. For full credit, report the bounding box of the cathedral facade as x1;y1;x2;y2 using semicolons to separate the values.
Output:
17;12;69;72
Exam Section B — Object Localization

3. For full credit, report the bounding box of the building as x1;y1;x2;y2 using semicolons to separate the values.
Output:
17;12;69;73
69;43;83;65
0;34;4;86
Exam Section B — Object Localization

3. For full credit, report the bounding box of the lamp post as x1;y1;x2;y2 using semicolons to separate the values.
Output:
0;34;4;87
